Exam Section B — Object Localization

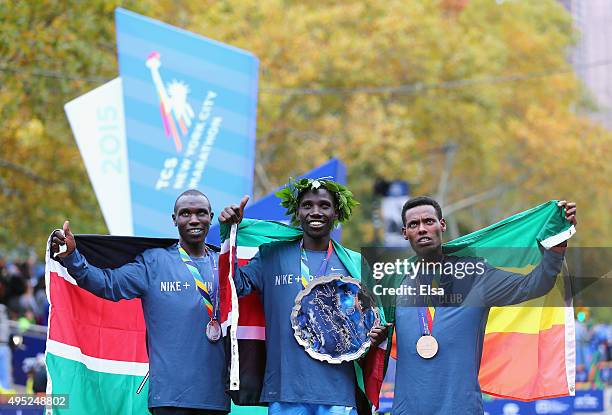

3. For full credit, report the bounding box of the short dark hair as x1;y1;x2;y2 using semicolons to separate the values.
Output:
401;196;443;225
174;189;211;213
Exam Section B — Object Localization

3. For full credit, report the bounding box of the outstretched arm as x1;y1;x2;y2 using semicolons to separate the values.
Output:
51;221;148;301
482;249;565;307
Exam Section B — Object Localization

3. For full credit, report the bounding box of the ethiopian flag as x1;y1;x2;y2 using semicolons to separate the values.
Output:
450;201;576;400
384;200;576;400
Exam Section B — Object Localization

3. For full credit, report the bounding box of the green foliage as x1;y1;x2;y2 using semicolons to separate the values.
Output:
0;0;164;253
590;307;612;325
184;0;610;248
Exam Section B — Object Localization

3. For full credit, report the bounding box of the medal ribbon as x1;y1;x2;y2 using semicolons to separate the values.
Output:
299;240;334;288
178;246;217;319
419;272;441;335
426;276;439;330
417;307;432;335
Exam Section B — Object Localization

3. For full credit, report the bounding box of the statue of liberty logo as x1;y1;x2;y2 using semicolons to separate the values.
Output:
145;51;195;152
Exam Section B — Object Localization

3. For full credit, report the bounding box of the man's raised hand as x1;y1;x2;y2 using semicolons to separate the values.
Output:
219;195;250;225
557;200;577;226
51;220;76;257
551;201;577;252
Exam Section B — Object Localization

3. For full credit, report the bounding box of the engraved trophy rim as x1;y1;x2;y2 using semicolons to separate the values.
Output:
290;275;380;364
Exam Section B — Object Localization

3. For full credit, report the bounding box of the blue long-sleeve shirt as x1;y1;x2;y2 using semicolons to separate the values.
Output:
392;249;565;415
62;244;230;412
233;240;358;407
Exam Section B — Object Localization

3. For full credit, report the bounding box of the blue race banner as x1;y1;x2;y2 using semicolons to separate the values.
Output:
207;158;347;246
483;398;573;415
115;8;259;237
483;391;606;415
573;389;605;412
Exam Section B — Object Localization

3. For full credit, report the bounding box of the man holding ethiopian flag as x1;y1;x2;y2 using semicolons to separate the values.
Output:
388;197;577;414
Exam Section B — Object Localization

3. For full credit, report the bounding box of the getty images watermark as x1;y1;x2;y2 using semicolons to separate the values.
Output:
362;247;612;307
369;258;486;300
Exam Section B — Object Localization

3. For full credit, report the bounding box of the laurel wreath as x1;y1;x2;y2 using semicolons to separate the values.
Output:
275;177;359;226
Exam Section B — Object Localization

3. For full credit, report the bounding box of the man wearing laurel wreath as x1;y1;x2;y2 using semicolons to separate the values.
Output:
220;178;389;415
50;189;230;415
391;196;577;415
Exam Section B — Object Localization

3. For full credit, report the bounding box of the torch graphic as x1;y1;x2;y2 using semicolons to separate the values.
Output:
145;52;194;152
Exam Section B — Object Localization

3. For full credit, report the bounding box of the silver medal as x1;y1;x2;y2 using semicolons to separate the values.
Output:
206;319;221;343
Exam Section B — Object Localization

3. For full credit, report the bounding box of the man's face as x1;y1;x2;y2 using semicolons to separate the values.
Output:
402;204;446;257
172;195;213;246
297;189;338;240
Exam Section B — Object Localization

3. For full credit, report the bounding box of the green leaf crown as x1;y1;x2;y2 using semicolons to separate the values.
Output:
275;177;359;226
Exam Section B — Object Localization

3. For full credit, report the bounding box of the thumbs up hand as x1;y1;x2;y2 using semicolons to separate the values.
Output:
219;195;250;225
51;220;76;257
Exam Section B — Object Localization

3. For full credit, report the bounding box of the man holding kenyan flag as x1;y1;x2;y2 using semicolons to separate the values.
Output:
49;189;230;415
219;178;389;415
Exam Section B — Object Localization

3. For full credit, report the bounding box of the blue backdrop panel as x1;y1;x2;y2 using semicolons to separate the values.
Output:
115;8;258;237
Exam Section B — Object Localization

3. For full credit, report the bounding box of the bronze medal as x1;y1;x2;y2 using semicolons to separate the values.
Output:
416;335;439;359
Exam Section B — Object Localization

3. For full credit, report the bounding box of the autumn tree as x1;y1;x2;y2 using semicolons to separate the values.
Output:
1;0;609;255
186;0;611;247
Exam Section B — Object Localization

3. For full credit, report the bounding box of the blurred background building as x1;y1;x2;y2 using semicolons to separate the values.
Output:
559;0;612;130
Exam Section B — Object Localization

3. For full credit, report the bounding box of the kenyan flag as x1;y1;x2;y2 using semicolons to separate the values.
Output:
45;236;178;414
44;235;261;415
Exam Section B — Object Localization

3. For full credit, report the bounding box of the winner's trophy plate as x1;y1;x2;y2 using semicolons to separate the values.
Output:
290;275;380;364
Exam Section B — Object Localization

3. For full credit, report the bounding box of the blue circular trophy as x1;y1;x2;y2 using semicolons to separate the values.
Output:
291;276;380;363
